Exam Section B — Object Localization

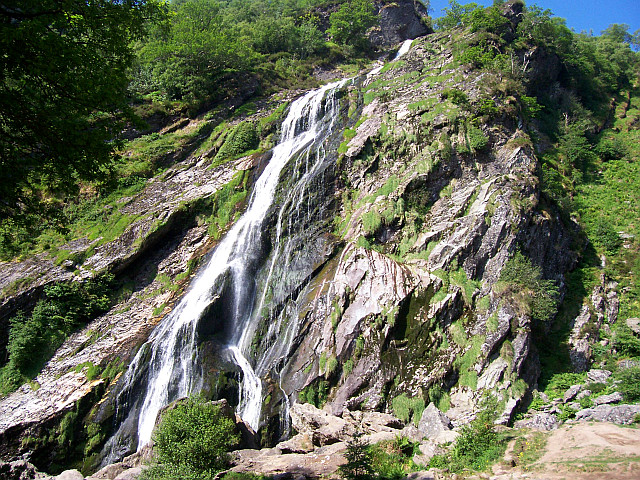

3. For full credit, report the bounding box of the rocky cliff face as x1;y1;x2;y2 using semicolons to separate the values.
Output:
0;28;575;475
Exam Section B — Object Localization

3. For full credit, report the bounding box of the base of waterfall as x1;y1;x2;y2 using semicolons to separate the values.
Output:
7;402;640;479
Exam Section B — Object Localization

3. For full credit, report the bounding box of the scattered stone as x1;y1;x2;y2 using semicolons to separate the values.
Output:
592;392;623;406
513;412;559;431
576;389;592;400
405;471;436;480
563;385;583;403
433;429;459;445
566;402;581;411
417;403;453;439
626;317;640;335
400;424;422;443
587;369;612;384
412;442;439;466
618;359;640;370
575;404;640;424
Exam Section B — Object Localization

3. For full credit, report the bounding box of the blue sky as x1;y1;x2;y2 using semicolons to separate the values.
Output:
429;0;640;35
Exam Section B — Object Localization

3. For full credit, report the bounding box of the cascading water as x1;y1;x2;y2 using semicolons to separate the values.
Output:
103;40;414;463
103;78;348;461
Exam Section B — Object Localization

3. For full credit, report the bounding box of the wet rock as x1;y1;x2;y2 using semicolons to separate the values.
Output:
592;392;623;406
575;404;640;424
417;403;453;440
369;0;432;47
563;385;583;403
513;412;559;431
587;369;612;384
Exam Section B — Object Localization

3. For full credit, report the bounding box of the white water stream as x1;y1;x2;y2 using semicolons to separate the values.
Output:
104;38;414;460
127;79;348;448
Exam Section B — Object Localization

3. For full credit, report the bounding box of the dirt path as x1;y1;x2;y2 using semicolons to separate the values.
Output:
491;422;640;480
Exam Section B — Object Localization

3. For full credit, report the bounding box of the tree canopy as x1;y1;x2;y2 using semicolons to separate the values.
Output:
0;0;167;223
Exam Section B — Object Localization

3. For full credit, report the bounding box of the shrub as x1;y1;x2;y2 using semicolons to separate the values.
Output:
339;432;374;480
428;398;506;472
496;252;559;322
140;397;240;480
615;367;640;402
213;121;259;164
1;274;114;396
391;394;425;426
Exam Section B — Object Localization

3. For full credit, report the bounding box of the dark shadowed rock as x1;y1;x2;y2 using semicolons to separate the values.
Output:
369;0;432;47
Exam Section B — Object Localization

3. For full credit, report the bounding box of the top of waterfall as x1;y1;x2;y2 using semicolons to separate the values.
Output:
393;39;413;61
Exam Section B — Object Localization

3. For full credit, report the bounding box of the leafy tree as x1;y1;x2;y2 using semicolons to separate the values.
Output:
0;0;167;223
140;397;240;480
435;1;480;30
135;0;258;102
328;0;378;51
601;23;633;44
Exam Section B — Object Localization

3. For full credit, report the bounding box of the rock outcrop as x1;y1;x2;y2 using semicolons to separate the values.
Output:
0;21;580;476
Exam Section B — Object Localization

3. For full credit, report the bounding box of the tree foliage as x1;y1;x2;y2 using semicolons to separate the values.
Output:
0;274;114;396
140;397;240;480
339;431;374;480
328;0;378;50
0;0;167;223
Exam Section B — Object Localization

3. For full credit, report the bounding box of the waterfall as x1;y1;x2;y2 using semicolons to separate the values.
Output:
103;78;348;459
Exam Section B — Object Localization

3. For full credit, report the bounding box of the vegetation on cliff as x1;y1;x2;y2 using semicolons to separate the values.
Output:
0;0;639;477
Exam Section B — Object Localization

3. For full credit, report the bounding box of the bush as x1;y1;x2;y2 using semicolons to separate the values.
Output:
339;432;374;480
0;274;114;396
497;252;559;322
615;367;640;402
213;122;259;164
391;394;425;426
428;398;506;472
141;397;240;480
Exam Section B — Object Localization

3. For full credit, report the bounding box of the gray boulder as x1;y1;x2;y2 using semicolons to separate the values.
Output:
587;369;612;384
563;385;583;403
513;412;559;431
575;404;640;424
54;471;84;480
276;433;314;454
592;392;623;406
417;403;453;440
289;403;354;446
